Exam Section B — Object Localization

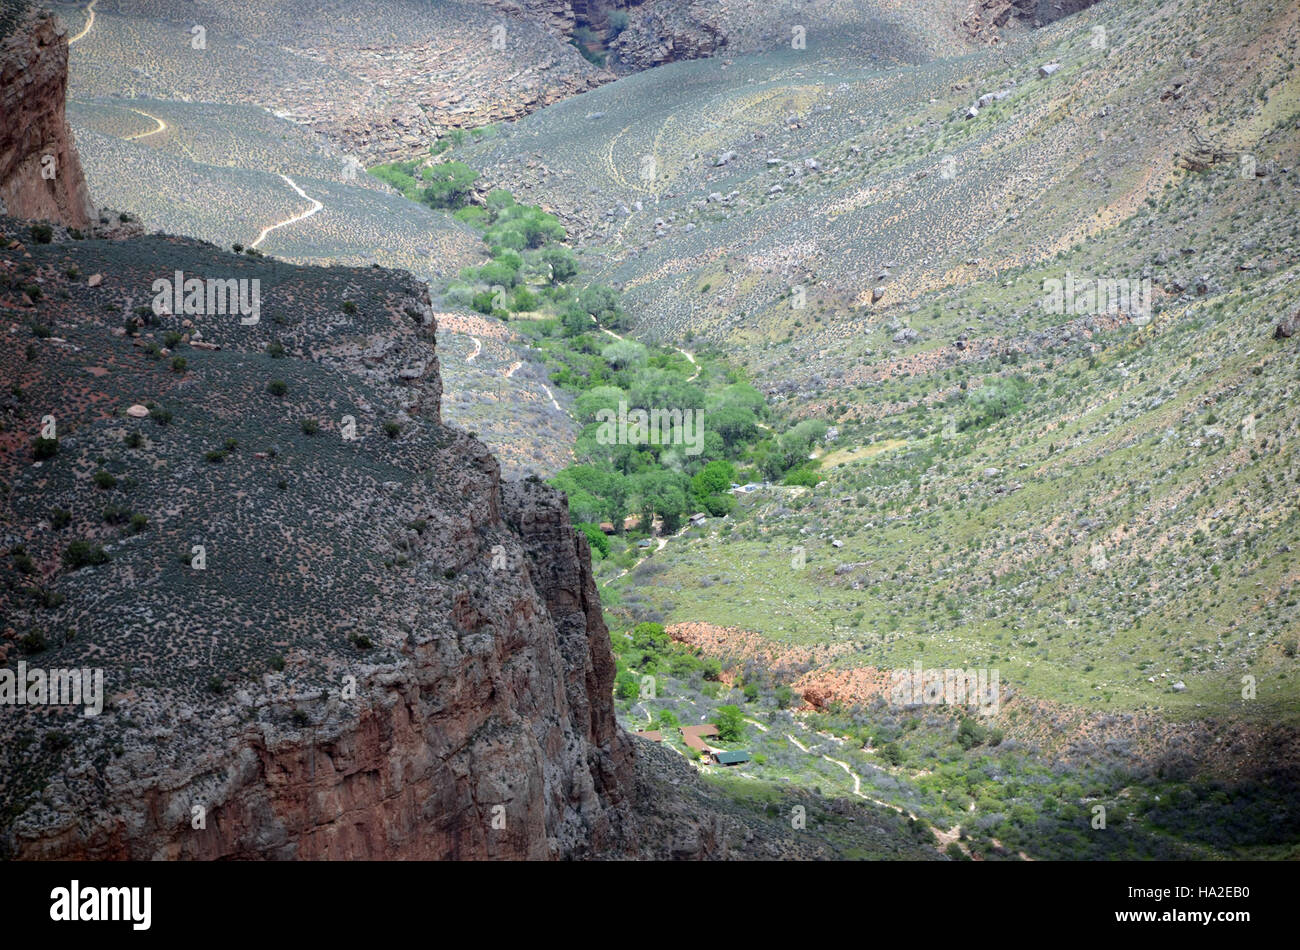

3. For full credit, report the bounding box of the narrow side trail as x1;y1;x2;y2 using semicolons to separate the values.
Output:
68;0;97;45
594;316;698;380
784;727;994;858
124;107;166;141
538;382;561;412
250;174;322;249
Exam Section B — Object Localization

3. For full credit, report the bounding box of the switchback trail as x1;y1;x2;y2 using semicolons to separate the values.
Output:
68;0;97;45
594;316;698;381
250;174;322;250
124;108;166;141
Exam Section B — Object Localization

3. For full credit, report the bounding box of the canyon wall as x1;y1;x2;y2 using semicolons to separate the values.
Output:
0;224;634;860
0;4;95;228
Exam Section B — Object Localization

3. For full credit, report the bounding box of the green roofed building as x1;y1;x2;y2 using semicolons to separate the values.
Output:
712;750;751;766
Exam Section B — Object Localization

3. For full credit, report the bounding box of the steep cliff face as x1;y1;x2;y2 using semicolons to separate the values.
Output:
0;224;632;860
482;0;578;36
0;5;95;229
962;0;1106;41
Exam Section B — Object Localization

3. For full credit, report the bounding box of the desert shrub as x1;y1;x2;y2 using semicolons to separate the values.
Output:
958;717;989;750
20;630;48;653
960;375;1029;431
62;540;109;569
102;504;131;525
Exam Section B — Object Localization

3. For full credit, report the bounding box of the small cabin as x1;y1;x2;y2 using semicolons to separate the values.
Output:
712;750;752;766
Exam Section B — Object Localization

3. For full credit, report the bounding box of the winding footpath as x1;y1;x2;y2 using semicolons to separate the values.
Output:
68;0;97;45
466;336;482;363
538;382;562;412
124;107;166;141
783;727;992;858
594;316;699;381
250;174;322;250
676;346;699;382
68;4;322;256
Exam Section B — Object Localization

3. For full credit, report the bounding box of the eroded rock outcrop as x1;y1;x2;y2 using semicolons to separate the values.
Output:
0;4;95;228
963;0;1106;42
0;225;631;860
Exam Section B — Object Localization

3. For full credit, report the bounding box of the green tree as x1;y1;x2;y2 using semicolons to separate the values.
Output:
691;459;736;500
631;622;668;651
709;405;759;448
420;161;479;209
578;285;624;328
634;470;688;533
701;492;735;517
542;246;579;283
602;339;648;370
577;522;610;558
574;385;627;425
712;381;767;417
562;302;591;337
615;669;640;700
714;704;745;742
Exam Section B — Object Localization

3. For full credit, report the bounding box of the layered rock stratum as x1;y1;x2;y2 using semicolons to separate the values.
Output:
0;3;95;228
0;220;643;859
0;7;634;859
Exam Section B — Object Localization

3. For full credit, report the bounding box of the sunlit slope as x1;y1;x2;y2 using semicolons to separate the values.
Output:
534;0;1300;721
466;0;1296;355
68;99;485;279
